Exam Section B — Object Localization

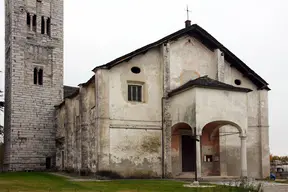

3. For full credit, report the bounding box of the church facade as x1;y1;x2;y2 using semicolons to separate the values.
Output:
4;0;270;179
55;21;270;178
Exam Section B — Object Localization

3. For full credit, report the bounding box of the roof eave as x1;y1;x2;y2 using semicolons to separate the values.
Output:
78;75;95;87
54;100;65;109
193;27;269;88
168;85;252;98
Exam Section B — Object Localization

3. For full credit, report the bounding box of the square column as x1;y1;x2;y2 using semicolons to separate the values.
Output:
240;135;248;178
196;135;202;178
43;16;48;35
29;13;34;32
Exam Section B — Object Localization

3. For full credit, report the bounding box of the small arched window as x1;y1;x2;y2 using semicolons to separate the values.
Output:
33;67;38;85
47;17;51;36
38;69;43;85
33;67;43;85
27;12;31;26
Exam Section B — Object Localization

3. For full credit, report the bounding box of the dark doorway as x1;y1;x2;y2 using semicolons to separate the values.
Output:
182;135;196;172
61;151;64;170
46;157;51;169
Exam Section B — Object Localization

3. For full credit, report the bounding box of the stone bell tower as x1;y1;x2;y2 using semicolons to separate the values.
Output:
4;0;64;171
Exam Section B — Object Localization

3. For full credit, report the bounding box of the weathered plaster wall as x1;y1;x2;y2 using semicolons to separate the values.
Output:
55;105;66;170
195;88;248;133
201;124;220;176
171;128;181;176
55;82;96;173
108;48;162;121
169;36;216;90
95;69;110;171
97;48;163;177
79;83;96;172
168;89;196;128
223;61;270;178
64;97;80;171
109;129;162;177
220;125;242;176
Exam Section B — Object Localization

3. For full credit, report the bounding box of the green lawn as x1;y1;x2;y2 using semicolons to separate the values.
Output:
275;179;288;184
0;172;255;192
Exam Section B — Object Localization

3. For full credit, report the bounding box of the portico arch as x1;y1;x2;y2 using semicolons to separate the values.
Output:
199;120;247;178
171;122;194;134
205;121;244;141
171;122;196;177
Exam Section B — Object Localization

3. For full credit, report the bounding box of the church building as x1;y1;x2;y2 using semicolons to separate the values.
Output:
55;20;270;178
4;0;270;179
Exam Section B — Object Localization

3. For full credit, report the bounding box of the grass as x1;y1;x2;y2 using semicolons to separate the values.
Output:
0;172;256;192
275;179;288;184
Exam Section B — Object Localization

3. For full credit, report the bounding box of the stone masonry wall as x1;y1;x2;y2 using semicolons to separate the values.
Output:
55;82;96;173
4;0;63;171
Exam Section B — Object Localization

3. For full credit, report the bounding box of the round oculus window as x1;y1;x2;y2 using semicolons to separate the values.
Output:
234;79;242;85
131;67;141;74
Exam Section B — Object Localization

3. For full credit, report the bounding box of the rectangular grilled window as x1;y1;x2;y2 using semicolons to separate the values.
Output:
128;85;142;102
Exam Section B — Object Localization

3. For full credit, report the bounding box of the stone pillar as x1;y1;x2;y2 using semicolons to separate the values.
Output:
29;13;34;31
240;136;248;178
161;43;173;178
219;126;228;176
196;135;202;178
44;17;47;35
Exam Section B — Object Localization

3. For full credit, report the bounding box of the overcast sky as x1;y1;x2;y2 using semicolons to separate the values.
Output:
0;0;287;155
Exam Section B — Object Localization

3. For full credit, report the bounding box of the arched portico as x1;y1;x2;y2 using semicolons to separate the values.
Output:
198;120;247;178
166;82;250;179
171;122;196;177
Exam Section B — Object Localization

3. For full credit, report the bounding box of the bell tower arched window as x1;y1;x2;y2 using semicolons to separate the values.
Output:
33;67;44;85
33;67;38;85
38;69;43;85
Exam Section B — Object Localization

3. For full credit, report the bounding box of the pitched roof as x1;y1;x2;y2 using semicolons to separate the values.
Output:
78;76;95;87
54;86;79;109
92;24;270;90
63;86;79;98
168;76;252;97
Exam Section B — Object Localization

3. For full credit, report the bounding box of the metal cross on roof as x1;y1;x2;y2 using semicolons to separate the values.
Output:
186;5;192;20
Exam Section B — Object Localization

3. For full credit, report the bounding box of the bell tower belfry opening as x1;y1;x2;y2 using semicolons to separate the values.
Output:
4;0;64;171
